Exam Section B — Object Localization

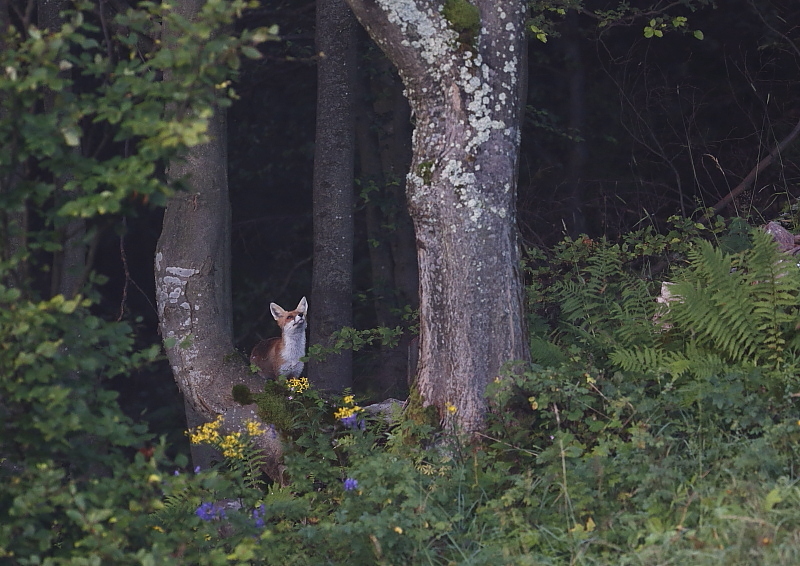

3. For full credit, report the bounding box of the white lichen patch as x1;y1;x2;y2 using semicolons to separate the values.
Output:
154;262;203;372
166;266;199;278
375;0;457;82
155;264;199;320
383;0;522;227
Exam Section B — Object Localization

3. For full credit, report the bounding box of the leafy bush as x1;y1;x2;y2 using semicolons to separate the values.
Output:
0;1;270;563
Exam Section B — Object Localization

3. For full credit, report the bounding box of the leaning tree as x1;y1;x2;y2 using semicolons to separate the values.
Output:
153;0;283;478
344;0;531;432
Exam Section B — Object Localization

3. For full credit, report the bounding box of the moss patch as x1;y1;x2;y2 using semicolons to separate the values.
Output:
404;386;440;427
252;381;295;434
442;0;481;46
232;384;254;405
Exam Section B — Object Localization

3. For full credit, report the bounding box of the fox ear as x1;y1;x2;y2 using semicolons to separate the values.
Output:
297;296;308;314
270;302;286;320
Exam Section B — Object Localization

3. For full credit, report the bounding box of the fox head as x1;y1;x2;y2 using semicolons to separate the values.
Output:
270;296;307;334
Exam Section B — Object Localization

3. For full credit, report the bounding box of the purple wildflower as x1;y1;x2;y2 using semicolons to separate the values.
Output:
343;478;359;491
194;465;201;474
252;504;266;529
195;502;226;521
340;414;358;429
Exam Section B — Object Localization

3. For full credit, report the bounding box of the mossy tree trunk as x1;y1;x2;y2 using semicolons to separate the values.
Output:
155;0;282;479
345;0;530;433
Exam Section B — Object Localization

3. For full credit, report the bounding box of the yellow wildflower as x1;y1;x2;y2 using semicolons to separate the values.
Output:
287;377;310;393
393;526;403;534
219;432;245;459
343;394;355;405
334;405;361;420
188;415;223;445
445;403;457;414
245;419;266;437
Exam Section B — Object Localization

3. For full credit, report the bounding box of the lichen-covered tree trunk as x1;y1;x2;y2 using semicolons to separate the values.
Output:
155;0;282;479
345;0;530;432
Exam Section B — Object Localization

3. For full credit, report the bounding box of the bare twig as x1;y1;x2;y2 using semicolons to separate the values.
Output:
709;115;800;216
117;218;129;321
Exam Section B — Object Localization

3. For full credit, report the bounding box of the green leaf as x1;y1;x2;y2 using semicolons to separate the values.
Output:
241;45;262;59
62;126;81;147
764;487;783;511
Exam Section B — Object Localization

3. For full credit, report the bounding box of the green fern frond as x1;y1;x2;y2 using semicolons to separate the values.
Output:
227;440;268;491
551;241;659;354
666;230;800;370
152;489;203;525
529;336;569;366
609;346;670;374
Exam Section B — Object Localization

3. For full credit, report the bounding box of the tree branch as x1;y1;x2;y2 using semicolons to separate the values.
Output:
710;115;800;216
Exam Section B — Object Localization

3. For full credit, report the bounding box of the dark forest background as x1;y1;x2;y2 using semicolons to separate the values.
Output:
98;0;800;445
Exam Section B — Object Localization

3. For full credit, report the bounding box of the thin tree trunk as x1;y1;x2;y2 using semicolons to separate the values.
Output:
367;48;418;313
564;9;587;237
40;0;86;299
346;0;530;432
355;63;406;396
308;0;358;392
0;0;27;292
358;48;419;395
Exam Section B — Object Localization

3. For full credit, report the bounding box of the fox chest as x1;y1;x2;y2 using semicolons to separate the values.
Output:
278;357;304;378
277;338;305;378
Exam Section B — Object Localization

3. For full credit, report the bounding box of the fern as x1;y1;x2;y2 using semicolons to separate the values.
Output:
610;343;725;378
152;486;204;526
548;240;658;356
227;439;268;492
669;231;800;369
612;228;800;377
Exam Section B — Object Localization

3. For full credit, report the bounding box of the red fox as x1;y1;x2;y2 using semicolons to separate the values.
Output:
250;297;308;379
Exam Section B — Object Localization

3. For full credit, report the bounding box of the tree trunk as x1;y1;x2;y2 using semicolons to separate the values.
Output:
355;45;418;396
155;0;282;479
0;1;27;292
564;9;587;237
345;0;530;433
355;68;407;397
40;0;86;300
308;0;358;392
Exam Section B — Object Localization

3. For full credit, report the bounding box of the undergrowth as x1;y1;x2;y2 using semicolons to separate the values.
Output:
5;216;800;564
142;217;800;565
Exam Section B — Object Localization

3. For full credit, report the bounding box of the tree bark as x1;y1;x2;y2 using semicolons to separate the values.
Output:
40;0;86;300
155;0;282;479
564;9;587;237
0;1;27;293
355;46;418;396
345;0;530;432
308;0;358;392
